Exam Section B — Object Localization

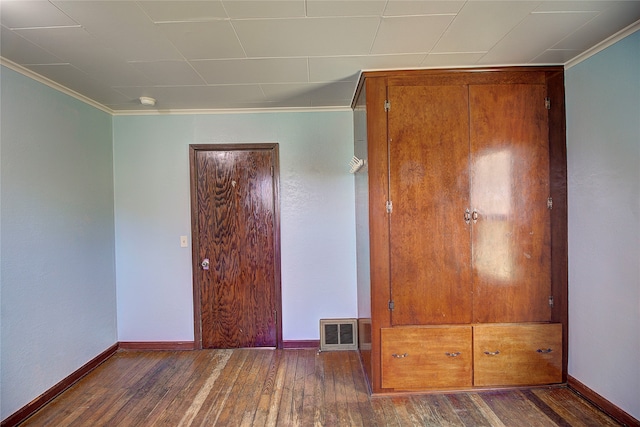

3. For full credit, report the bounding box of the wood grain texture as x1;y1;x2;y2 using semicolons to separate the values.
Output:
473;323;562;387
469;84;552;323
381;326;472;390
388;84;472;326
191;144;281;349
14;349;623;427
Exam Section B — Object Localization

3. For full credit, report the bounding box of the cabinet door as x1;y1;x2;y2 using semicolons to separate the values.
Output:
469;84;552;323
381;326;472;389
473;323;562;386
388;85;472;326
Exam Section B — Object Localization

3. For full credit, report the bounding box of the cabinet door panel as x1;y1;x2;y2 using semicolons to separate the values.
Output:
469;84;551;323
474;323;562;386
381;326;472;389
388;85;472;325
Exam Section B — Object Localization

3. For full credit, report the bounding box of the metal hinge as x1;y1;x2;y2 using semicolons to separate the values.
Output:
386;200;393;213
270;166;274;176
384;100;391;112
549;296;554;308
547;197;553;210
545;97;551;110
388;301;395;311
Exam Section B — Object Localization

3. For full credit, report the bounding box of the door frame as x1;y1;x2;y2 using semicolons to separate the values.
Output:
189;143;283;349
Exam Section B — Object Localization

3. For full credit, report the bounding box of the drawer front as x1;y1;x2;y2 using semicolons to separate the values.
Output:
474;323;562;386
381;326;472;389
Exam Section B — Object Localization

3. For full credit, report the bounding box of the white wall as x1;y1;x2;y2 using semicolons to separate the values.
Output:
566;30;640;419
0;66;117;419
113;111;357;342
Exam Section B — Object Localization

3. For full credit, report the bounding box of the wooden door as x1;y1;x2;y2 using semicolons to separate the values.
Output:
469;84;551;323
190;144;281;349
388;84;472;326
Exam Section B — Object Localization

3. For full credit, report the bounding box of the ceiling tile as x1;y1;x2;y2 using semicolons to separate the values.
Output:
136;1;228;22
552;2;640;50
0;26;63;65
0;1;77;28
383;0;464;16
13;26;152;86
432;1;539;53
371;15;454;54
54;1;183;62
534;1;612;13
27;64;131;105
112;84;266;109
477;11;599;64
221;0;304;18
129;61;207;86
191;58;308;84
531;49;585;64
421;52;487;67
306;1;387;17
157;21;245;60
233;17;380;57
309;54;426;82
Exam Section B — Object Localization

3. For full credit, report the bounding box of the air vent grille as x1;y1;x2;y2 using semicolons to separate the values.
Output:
320;318;358;351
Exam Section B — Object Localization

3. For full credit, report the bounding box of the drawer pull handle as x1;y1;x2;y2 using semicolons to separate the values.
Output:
445;352;461;357
484;350;500;356
392;353;408;358
537;348;553;354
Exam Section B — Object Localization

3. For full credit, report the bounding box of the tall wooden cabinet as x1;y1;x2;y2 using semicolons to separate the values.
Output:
353;68;568;394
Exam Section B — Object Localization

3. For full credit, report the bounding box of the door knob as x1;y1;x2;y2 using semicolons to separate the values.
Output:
201;258;210;270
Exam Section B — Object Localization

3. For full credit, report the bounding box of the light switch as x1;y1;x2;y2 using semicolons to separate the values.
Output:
180;235;188;248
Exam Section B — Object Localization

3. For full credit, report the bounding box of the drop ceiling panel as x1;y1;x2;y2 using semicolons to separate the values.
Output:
13;26;152;86
371;15;455;54
137;1;228;22
421;52;486;67
478;11;599;64
432;1;539;53
0;26;62;65
191;58;309;85
221;0;305;18
1;1;638;112
53;1;183;62
129;61;207;86
306;0;387;17
233;17;380;57
0;1;78;28
111;84;265;110
157;21;245;60
551;2;640;50
309;54;426;82
27;64;131;105
383;0;464;16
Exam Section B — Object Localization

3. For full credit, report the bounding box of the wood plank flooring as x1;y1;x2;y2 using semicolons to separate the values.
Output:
20;349;620;426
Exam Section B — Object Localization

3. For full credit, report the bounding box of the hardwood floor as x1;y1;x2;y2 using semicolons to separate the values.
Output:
20;349;620;426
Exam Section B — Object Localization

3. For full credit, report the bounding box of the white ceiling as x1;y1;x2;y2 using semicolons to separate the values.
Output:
1;1;639;113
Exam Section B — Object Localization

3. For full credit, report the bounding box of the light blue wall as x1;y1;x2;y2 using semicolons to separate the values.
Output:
0;67;117;418
566;30;640;419
113;111;357;342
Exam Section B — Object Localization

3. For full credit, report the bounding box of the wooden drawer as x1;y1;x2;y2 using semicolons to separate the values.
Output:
381;326;472;389
473;323;562;386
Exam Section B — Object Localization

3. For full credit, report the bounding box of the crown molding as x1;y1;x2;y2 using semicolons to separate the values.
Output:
565;20;640;70
1;57;114;115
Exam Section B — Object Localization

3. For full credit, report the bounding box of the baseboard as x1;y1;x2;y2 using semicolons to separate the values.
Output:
118;341;196;351
283;340;320;349
568;375;640;427
1;343;119;427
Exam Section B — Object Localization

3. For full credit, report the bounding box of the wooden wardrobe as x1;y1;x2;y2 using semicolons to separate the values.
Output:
353;67;568;394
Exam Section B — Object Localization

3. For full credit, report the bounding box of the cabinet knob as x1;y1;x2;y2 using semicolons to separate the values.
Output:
391;353;409;358
464;209;471;224
483;350;500;356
